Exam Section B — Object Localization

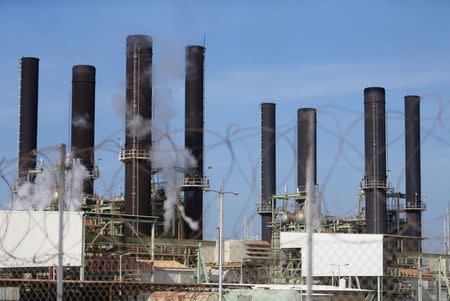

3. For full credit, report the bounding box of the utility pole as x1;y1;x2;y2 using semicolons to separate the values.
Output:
204;184;239;301
57;144;66;301
218;183;224;301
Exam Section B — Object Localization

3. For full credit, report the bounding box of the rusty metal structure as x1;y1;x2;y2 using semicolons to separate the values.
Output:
121;35;153;236
363;87;388;234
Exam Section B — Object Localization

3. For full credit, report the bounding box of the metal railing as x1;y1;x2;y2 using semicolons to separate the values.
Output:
256;204;272;214
118;149;151;161
387;201;426;212
181;177;210;189
360;180;392;190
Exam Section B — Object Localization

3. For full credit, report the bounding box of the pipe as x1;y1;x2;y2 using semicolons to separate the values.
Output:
71;65;96;199
364;87;387;234
124;35;153;236
260;103;276;243
183;45;205;239
18;57;39;184
404;95;421;251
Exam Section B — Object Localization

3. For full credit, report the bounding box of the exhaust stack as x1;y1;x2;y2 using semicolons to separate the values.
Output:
183;45;205;239
18;57;39;184
297;108;317;189
404;95;422;251
260;103;276;243
123;35;153;236
363;87;387;234
71;65;96;199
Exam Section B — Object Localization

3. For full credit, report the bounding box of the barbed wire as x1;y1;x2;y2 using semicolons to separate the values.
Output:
0;92;449;299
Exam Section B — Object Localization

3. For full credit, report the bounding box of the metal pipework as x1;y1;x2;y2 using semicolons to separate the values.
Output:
297;108;317;188
18;57;39;184
71;65;96;198
404;95;422;251
183;45;205;239
124;35;153;236
363;87;387;234
260;103;276;243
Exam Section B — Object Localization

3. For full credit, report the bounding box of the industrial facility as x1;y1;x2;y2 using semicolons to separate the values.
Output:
1;34;449;300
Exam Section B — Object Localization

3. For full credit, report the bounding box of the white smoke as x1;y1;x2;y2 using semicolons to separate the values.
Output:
126;114;152;138
112;93;152;139
14;167;57;211
13;154;90;211
151;86;201;232
72;114;91;129
151;138;197;231
65;158;90;211
178;204;199;231
113;36;201;232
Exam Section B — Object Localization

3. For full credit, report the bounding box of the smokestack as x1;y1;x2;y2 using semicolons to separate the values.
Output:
183;45;205;239
363;87;387;234
260;103;276;243
71;65;96;199
404;95;422;251
123;35;153;236
297;108;317;189
18;57;39;184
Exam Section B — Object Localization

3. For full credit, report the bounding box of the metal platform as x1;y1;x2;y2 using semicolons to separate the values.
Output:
180;177;209;190
361;180;392;191
118;149;151;161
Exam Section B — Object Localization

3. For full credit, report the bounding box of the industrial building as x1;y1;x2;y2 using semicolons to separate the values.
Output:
1;34;449;300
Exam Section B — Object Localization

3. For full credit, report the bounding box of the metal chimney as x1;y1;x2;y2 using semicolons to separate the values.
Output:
71;65;96;200
18;57;39;184
123;35;153;236
259;103;276;243
183;45;205;239
297;108;317;189
363;87;387;234
404;95;422;251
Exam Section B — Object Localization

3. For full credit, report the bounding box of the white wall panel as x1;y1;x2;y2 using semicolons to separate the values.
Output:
0;211;83;268
280;232;383;277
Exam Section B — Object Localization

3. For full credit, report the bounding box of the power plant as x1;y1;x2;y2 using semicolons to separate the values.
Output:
2;34;448;301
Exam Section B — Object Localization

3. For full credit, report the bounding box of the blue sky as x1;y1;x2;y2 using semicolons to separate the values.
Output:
1;1;450;252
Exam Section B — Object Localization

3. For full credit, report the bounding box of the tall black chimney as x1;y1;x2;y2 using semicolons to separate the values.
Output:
71;65;96;199
363;87;387;234
183;45;205;239
123;35;153;236
260;103;276;243
18;57;39;184
404;95;422;251
297;108;317;189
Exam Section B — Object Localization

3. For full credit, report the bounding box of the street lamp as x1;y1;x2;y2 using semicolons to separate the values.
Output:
112;253;132;282
204;184;239;301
